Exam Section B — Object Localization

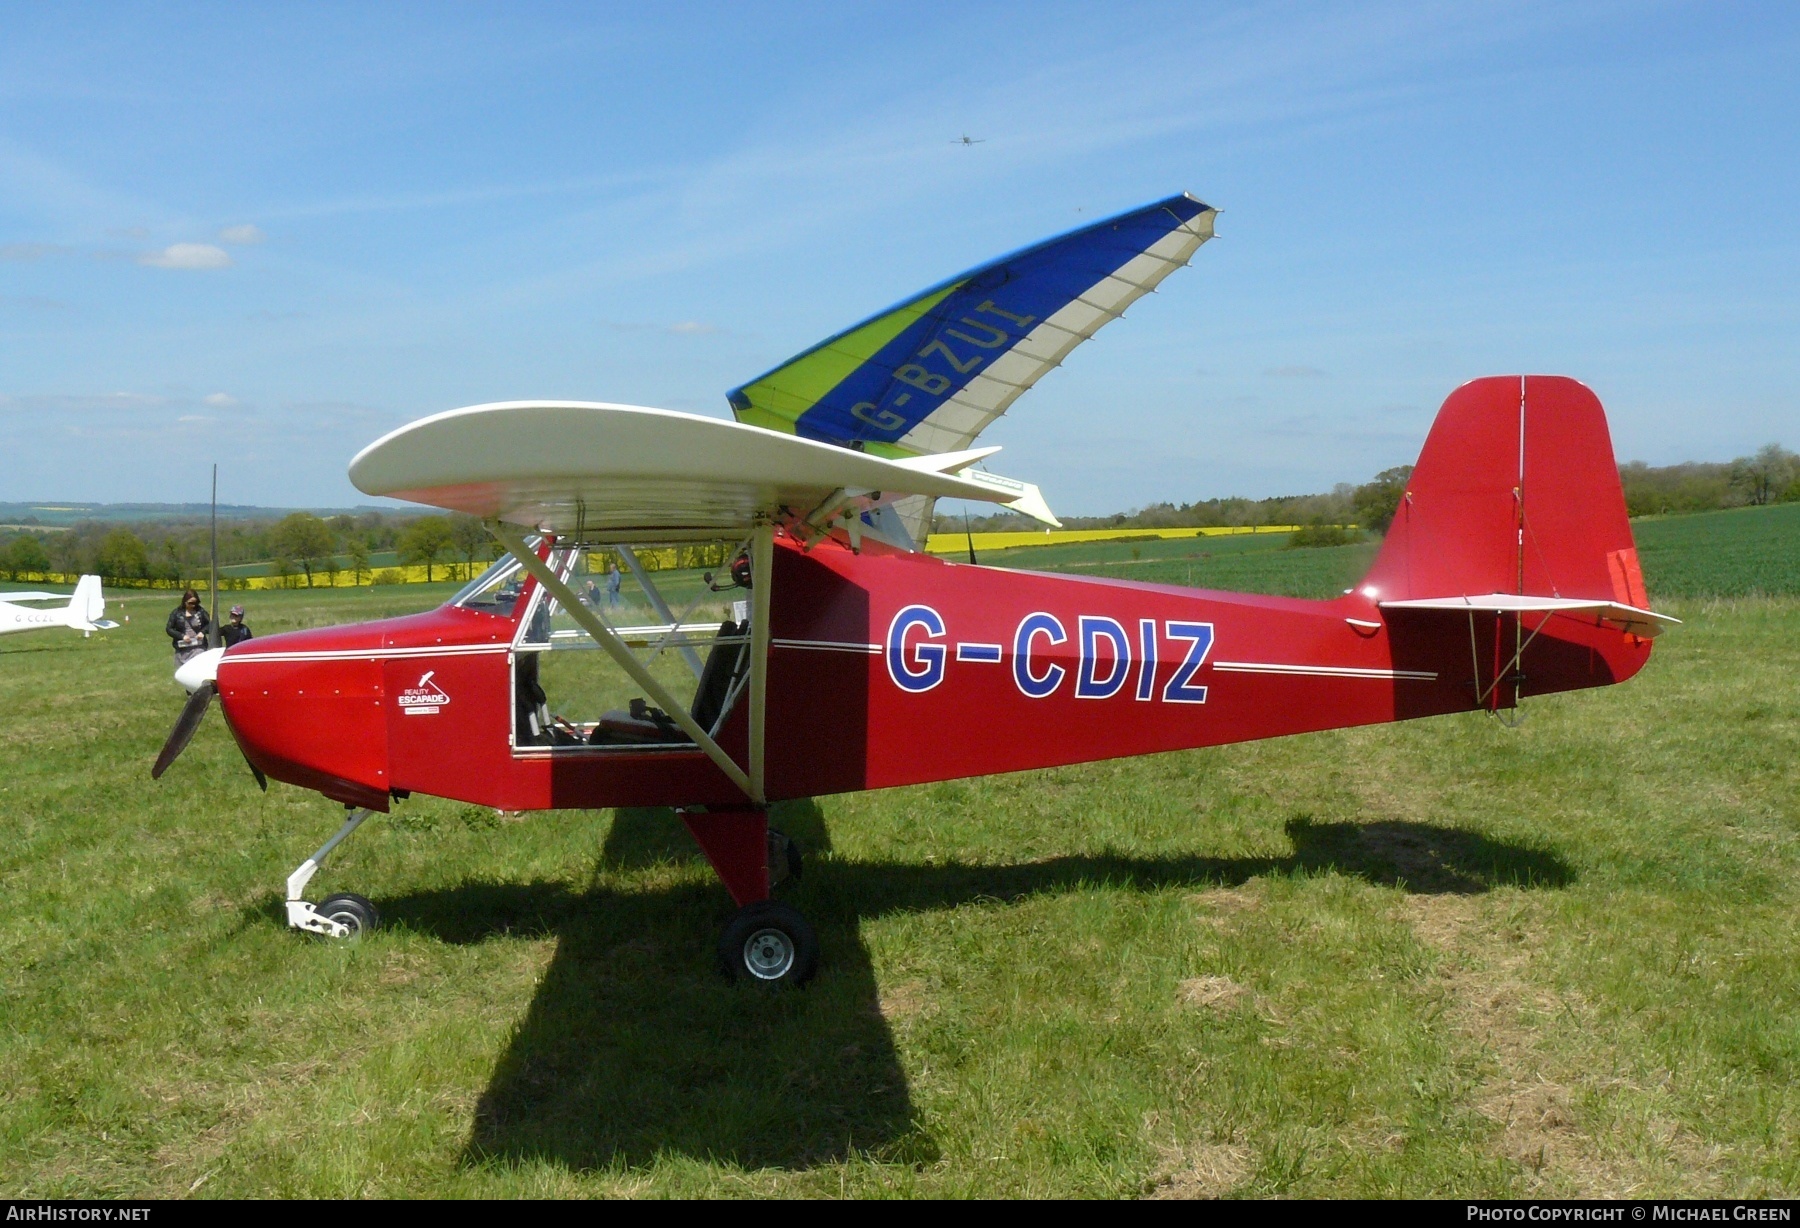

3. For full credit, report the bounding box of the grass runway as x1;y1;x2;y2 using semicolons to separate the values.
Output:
0;507;1795;1196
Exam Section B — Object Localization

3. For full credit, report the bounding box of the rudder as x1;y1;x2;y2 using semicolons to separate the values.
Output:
72;574;106;626
1362;376;1644;608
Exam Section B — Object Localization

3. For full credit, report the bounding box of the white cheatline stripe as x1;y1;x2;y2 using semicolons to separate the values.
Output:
225;643;511;665
1211;661;1438;681
771;638;881;655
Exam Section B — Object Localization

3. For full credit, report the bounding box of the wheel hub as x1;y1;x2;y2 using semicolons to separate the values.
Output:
742;927;796;979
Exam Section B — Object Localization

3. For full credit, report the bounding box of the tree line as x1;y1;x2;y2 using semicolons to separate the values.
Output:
4;444;1794;584
936;445;1799;537
0;510;495;586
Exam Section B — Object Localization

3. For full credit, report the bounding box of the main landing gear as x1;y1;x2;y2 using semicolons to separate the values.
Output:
281;803;814;983
285;807;382;940
680;806;818;988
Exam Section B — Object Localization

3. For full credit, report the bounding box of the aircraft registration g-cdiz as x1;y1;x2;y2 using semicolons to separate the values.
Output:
152;193;1677;986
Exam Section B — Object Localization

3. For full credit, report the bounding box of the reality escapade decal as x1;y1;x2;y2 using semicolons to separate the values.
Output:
886;606;1214;702
397;670;451;716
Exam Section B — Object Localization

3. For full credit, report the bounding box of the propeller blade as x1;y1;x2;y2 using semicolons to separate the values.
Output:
242;749;268;792
152;681;215;779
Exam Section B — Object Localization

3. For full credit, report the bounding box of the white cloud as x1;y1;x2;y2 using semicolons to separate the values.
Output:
203;392;239;408
137;242;231;270
217;223;265;245
665;320;719;335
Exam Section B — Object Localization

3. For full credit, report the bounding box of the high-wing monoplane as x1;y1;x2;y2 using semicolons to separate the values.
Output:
152;194;1674;987
1;575;117;640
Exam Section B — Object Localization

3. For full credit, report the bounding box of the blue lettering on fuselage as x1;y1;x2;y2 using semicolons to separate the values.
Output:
886;604;947;693
889;609;1214;704
1012;612;1066;698
1161;621;1215;704
1075;616;1130;699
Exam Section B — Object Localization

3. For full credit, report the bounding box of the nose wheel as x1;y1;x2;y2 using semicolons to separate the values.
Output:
718;900;818;988
314;893;381;939
285;808;382;940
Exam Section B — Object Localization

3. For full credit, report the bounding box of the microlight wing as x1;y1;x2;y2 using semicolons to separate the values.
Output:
728;193;1217;457
347;400;1033;534
726;192;1216;540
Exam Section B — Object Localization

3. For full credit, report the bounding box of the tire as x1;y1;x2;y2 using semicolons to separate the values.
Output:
315;892;380;939
717;900;818;988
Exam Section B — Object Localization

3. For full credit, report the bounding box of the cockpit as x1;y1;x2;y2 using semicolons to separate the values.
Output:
461;541;753;753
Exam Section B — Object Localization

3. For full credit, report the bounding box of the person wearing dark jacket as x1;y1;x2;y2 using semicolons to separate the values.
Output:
166;588;210;663
221;604;253;648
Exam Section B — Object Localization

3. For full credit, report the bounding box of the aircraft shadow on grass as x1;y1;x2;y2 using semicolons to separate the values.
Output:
375;803;1573;1173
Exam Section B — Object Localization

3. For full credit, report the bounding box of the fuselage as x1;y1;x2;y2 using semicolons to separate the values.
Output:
212;531;1651;814
1;599;76;637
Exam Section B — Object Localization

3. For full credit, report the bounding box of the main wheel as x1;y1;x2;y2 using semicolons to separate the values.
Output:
315;892;380;939
717;900;818;987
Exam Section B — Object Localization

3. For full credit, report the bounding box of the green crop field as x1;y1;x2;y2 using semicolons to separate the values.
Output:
0;506;1795;1197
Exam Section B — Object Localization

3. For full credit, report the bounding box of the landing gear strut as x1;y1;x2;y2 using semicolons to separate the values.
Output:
680;805;818;987
286;807;381;940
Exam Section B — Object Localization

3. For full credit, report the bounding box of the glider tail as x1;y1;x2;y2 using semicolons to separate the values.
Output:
1361;375;1648;612
65;575;116;632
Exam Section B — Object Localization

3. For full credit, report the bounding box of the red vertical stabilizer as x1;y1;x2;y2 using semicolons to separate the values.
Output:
1361;375;1643;607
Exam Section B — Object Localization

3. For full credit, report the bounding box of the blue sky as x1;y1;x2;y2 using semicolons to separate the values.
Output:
1;2;1795;514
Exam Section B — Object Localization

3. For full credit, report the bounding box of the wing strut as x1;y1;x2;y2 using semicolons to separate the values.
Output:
747;520;773;804
616;545;706;680
489;521;758;801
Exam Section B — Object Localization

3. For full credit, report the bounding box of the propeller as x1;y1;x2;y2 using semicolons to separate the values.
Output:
150;648;267;789
152;681;215;779
150;466;265;790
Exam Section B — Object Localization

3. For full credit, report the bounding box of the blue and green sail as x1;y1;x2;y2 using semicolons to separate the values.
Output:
727;193;1217;460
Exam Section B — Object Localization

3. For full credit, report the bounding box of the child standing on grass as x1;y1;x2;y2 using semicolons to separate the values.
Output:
222;604;253;648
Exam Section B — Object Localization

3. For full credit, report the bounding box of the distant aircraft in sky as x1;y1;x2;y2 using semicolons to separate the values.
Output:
951;134;985;145
0;575;118;640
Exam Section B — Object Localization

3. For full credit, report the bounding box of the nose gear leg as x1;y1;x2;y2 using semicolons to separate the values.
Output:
285;808;375;938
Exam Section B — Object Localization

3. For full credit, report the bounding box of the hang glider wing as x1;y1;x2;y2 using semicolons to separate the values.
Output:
1379;593;1680;639
727;192;1217;463
348;401;1038;536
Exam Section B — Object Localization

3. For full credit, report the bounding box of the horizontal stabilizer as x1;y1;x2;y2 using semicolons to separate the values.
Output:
947;468;1060;527
888;446;1004;475
887;449;1059;526
1379;593;1679;638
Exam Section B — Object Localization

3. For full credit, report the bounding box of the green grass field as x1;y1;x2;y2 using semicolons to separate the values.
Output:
0;506;1796;1197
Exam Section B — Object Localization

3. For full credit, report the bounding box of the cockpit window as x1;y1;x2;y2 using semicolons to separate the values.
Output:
509;540;752;752
451;554;526;615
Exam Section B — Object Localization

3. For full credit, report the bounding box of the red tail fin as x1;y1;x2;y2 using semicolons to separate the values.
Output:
1363;375;1646;608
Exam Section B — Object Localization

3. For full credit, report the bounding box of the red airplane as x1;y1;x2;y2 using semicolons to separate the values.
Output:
153;195;1674;987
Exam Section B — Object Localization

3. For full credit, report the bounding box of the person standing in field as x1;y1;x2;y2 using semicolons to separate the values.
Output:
166;588;210;663
221;604;253;648
606;561;622;608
